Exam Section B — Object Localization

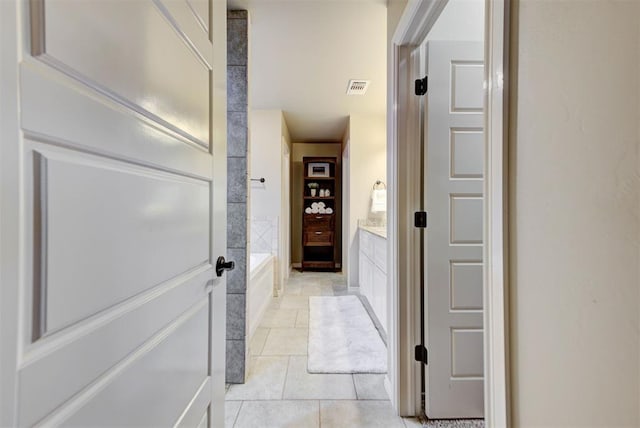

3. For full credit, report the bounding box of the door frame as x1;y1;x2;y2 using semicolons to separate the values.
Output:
341;139;350;285
387;0;511;425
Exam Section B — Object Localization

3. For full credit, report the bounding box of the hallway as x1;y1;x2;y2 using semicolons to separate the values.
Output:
224;271;414;427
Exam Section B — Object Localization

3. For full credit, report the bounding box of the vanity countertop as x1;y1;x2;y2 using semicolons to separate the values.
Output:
359;225;387;239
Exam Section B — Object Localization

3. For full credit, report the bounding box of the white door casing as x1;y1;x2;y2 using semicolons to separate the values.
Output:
424;40;485;419
0;0;227;426
342;140;351;284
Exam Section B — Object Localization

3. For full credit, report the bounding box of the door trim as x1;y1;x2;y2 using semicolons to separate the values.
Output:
388;0;511;425
482;1;510;426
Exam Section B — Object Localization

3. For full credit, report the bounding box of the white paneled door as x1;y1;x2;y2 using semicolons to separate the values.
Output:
0;0;227;426
424;41;485;419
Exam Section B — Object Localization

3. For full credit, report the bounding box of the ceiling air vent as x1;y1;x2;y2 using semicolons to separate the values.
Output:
346;79;370;95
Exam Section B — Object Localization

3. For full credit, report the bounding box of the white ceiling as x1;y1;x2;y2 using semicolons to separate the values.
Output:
228;0;388;142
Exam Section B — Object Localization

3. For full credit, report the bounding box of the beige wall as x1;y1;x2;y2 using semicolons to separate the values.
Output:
291;143;343;265
250;109;291;291
250;110;284;220
345;114;387;286
387;0;408;43
510;1;640;425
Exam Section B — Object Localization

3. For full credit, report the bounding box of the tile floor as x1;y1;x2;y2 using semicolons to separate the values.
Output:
225;270;483;428
225;270;416;428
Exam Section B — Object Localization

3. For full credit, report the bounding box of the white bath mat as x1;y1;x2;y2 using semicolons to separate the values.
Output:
308;295;387;373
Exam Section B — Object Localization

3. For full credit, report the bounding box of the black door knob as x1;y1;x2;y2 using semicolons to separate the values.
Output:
216;256;235;277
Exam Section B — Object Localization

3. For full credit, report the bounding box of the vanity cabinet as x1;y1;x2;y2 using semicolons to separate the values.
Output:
358;228;387;333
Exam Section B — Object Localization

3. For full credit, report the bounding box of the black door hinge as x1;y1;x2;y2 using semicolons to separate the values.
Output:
415;76;428;96
414;211;427;228
415;345;428;365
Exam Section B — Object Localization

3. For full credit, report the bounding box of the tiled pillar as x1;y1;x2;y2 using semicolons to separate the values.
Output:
226;10;249;384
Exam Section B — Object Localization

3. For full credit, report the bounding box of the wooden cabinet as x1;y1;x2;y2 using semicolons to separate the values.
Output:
302;157;338;270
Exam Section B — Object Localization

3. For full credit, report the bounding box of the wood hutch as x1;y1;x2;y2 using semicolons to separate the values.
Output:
301;157;338;271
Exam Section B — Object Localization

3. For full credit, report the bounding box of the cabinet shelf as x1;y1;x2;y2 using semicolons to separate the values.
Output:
302;156;339;272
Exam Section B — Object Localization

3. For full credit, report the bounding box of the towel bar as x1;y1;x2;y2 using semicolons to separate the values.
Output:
372;180;386;190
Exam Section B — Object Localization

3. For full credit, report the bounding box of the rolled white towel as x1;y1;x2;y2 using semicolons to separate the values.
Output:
319;207;326;214
311;202;319;209
318;202;326;208
325;207;333;214
305;207;312;214
311;208;319;213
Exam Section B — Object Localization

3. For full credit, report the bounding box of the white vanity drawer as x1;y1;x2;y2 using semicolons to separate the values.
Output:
359;229;373;259
372;235;387;274
372;264;387;332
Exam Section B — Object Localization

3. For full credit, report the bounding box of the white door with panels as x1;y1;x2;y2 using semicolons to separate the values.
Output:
424;41;485;419
0;0;227;426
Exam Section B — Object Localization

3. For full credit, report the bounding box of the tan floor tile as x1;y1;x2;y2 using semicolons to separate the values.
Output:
299;284;334;296
283;283;303;295
225;356;288;400
249;327;269;356
225;401;242;428
261;328;308;355
280;295;310;309
268;296;282;310
403;417;424;427
283;356;356;400
320;400;404;427
353;374;389;400
234;400;320;428
295;309;309;327
259;308;297;328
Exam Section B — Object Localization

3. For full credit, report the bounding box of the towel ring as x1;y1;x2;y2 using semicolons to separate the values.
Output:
372;180;386;190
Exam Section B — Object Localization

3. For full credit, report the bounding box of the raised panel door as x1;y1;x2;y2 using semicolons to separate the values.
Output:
424;41;485;419
1;1;227;426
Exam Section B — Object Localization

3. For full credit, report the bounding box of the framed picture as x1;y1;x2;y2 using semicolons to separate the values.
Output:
308;162;330;177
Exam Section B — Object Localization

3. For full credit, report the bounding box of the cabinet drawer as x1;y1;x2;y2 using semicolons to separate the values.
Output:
304;214;334;229
372;265;387;333
359;254;374;307
359;229;373;259
373;236;387;273
303;230;334;246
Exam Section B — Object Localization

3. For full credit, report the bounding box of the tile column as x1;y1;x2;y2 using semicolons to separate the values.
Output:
226;9;249;384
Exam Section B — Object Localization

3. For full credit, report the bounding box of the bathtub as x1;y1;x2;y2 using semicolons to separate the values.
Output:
247;253;275;342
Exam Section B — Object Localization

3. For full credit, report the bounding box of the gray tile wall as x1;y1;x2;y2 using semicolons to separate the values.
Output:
226;9;249;384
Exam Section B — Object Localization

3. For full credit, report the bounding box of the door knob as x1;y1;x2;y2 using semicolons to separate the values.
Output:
216;256;235;277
